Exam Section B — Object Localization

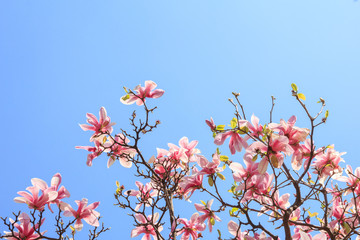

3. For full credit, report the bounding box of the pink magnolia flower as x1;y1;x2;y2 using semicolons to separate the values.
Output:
127;181;158;211
238;173;274;202
197;154;223;176
214;130;249;155
230;158;259;183
292;227;326;240
178;168;203;200
131;212;163;240
177;213;206;240
3;212;45;240
31;173;70;213
167;137;200;163
328;197;350;229
205;117;216;131
104;134;137;168
260;191;290;219
76;139;104;166
248;114;263;137
156;146;188;168
178;137;201;161
336;165;360;196
121;80;164;106
228;220;271;240
60;198;100;231
312;146;345;185
194;199;221;232
14;183;58;211
269;115;310;145
79;107;115;140
244;134;293;174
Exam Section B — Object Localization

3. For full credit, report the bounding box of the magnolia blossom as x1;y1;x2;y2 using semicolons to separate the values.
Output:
76;139;104;166
244;133;293;174
205;117;216;131
197;154;223;176
228;220;271;240
3;213;44;240
127;181;158;211
14;184;58;211
131;212;163;240
260;191;290;219
60;198;100;231
121;80;164;105
248;114;263;137
268;115;309;145
336;165;360;195
230;158;259;183
194;199;221;232
312;146;345;185
79;107;115;141
214;130;249;155
177;213;206;240
237;173;274;202
104;134;137;168
31;173;70;212
178;168;203;200
166;137;200;164
292;227;328;240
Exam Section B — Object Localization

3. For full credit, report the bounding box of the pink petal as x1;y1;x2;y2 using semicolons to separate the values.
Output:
79;124;96;131
31;178;48;190
149;89;165;99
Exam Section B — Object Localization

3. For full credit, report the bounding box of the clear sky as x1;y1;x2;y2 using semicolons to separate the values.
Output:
1;1;360;239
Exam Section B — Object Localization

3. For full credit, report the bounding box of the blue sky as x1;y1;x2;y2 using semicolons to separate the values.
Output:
1;1;360;239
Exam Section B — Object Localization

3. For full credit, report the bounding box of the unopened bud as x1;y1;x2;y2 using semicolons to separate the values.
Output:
156;120;161;125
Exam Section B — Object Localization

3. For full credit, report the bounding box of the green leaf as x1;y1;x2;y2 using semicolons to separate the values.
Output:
212;132;216;138
216;148;221;155
217;229;221;238
208;176;214;186
210;217;215;225
220;155;229;162
325;110;329;118
308;211;318;217
200;200;206;205
230;207;239;215
216;125;225;131
230;118;237;128
297;93;306;101
217;173;225;180
291;83;298;92
316;217;324;224
122;94;130;101
252;155;258;162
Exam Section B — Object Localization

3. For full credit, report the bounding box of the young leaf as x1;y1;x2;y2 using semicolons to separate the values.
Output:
230;117;237;128
220;155;229;162
325;110;329;118
308;211;318;217
216;125;225;131
297;93;306;101
208;176;214;186
291;83;298;92
217;173;225;180
200;200;206;205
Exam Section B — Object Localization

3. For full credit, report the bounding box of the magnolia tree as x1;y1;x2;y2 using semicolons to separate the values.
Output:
0;172;109;240
2;81;360;240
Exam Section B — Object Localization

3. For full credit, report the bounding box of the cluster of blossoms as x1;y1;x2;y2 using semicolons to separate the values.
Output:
2;173;103;239
72;81;360;240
